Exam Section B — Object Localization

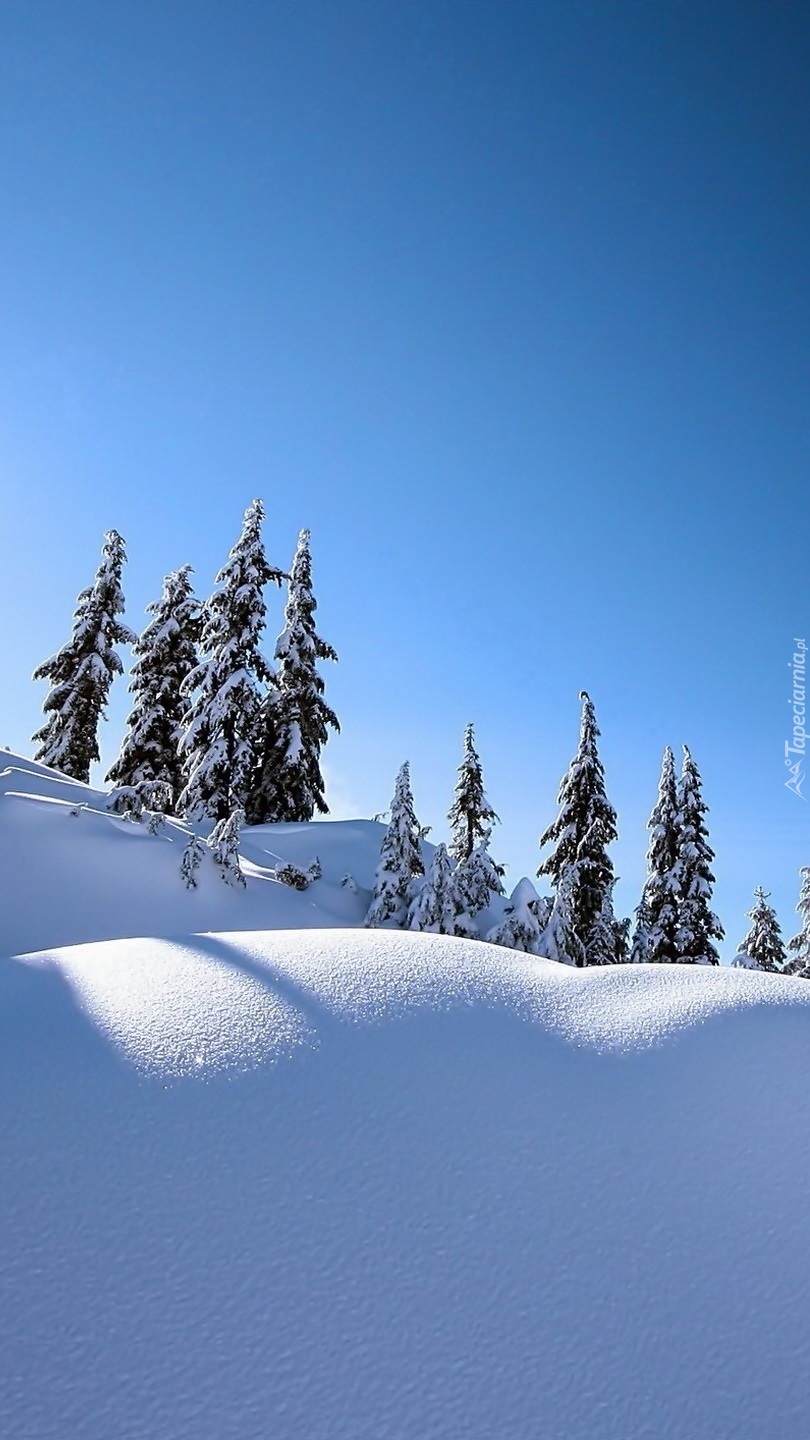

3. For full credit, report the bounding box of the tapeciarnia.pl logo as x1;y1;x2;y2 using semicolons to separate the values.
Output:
786;637;807;798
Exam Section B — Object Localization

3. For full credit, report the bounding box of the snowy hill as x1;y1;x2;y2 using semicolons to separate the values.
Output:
4;749;810;1437
4;928;810;1439
0;750;385;955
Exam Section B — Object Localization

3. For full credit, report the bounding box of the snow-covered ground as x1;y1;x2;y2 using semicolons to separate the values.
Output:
0;750;382;955
3;751;810;1438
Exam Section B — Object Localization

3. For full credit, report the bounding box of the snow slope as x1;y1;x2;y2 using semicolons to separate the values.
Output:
0;751;385;954
4;926;810;1440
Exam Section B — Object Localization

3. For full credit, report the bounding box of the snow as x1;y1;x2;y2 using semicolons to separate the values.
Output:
0;751;383;955
4;749;810;1437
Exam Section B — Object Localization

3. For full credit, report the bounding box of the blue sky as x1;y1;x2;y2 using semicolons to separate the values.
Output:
2;0;809;953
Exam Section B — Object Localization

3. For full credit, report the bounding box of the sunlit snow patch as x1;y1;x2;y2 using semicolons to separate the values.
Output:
26;936;313;1076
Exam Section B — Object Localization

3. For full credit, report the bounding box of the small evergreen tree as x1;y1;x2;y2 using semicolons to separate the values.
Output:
629;896;652;963
538;692;618;966
179;500;284;821
248;529;338;824
735;887;786;973
32;530;136;781
637;746;681;964
448;723;498;862
408;844;459;934
786;868;810;975
486;878;550;954
612;910;631;963
365;762;424;927
673;746;724;965
208;809;246;888
180;833;206;890
106;564;200;814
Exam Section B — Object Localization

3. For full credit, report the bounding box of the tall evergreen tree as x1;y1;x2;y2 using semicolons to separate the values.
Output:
408;844;459;934
673;746;724;965
448;723;498;862
248;529;338;824
538;691;618;966
786;868;810;975
365;762;424;927
32;530;136;781
734;887;786;973
636;746;681;964
106;565;201;814
179;500;284;821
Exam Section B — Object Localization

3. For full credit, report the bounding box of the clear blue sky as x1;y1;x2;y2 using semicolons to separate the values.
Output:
2;0;809;954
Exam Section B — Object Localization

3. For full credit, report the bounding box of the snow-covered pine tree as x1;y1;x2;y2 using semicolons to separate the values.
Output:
536;867;582;965
786;868;810;975
635;746;681;964
537;692;618;966
629;896;652;963
408;844;459;934
734;887;786;973
208;809;246;888
33;530;136;782
612;911;631;963
486;878;550;954
365;762;424;927
179;500;284;821
453;842;505;921
248;529;338;824
106;564;201;814
180;833;206;889
447;723;498;862
673;746;724;965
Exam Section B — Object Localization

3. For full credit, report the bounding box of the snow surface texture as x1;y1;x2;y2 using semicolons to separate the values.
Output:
4;749;810;1438
4;925;810;1440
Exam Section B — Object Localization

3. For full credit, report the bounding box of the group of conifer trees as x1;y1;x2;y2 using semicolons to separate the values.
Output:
366;693;805;972
32;501;339;839
31;518;808;968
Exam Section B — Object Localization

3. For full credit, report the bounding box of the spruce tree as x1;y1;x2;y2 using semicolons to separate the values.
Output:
673;746;724;965
734;887;786;973
181;833;206;890
365;762;424;927
408;844;459;934
179;500;284;821
248;529;338;824
636;746;681;964
538;692;618;966
629;897;652;963
33;530;136;782
448;724;498;862
106;565;201;814
786;868;810;975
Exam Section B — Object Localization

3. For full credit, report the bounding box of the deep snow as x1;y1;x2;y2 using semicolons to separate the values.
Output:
0;751;382;954
3;751;810;1439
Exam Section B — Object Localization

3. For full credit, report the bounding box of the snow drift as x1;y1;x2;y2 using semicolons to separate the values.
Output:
4;925;810;1440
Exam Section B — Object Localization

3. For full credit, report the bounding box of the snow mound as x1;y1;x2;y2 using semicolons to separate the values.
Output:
16;926;810;1076
4;929;810;1439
